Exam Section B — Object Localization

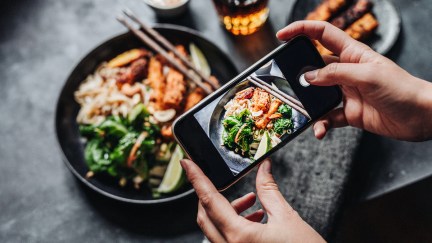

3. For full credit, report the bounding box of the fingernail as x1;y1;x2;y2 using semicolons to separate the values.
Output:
263;160;271;173
304;70;318;82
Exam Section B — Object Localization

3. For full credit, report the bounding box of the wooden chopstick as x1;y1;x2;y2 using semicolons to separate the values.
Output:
250;76;304;108
248;77;311;119
116;16;212;95
123;9;219;90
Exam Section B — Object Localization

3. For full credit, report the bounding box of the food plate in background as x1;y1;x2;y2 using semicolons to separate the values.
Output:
289;0;401;55
56;24;237;204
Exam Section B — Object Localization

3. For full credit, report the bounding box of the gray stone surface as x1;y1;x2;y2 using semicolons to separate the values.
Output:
1;0;432;242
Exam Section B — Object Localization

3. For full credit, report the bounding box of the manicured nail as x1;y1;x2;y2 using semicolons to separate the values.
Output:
263;160;271;173
304;70;318;82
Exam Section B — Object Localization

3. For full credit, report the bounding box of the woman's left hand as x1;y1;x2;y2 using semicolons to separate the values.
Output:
180;158;325;243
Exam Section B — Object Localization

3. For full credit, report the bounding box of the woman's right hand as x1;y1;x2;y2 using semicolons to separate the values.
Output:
277;21;432;141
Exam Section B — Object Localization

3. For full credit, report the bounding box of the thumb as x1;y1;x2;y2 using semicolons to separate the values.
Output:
256;159;296;222
304;62;375;87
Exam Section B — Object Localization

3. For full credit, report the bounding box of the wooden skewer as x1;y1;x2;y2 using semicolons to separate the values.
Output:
249;76;304;108
248;78;311;119
116;16;213;95
123;9;219;90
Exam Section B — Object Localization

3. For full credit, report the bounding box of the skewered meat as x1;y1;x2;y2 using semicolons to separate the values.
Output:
251;88;271;113
163;68;187;110
345;13;379;41
255;99;283;129
147;57;166;109
117;58;148;84
331;0;373;29
306;0;349;21
184;87;206;111
235;87;255;100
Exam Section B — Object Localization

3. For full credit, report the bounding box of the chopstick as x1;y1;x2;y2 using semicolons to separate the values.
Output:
116;16;213;94
248;77;311;119
123;9;219;90
250;76;304;108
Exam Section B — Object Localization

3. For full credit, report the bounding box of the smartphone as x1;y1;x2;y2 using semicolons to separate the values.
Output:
173;36;342;191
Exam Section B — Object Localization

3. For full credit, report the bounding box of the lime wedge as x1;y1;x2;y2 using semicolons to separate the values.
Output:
254;131;272;160
190;43;211;77
157;144;185;193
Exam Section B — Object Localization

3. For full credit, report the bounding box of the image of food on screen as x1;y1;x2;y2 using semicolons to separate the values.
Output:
221;85;294;160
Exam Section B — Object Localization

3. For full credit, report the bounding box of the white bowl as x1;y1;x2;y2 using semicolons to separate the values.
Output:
143;0;190;18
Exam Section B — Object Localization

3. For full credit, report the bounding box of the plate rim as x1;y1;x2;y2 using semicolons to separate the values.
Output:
55;24;237;204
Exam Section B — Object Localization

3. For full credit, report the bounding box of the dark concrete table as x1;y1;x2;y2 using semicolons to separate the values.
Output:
1;0;432;241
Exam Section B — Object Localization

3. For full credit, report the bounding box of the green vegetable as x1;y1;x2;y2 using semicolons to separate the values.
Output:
223;124;240;149
110;132;138;165
128;104;148;126
223;116;241;129
236;124;253;153
84;138;111;173
237;109;251;122
80;108;160;184
278;104;292;118
99;119;128;138
274;118;293;135
79;124;98;137
222;109;254;155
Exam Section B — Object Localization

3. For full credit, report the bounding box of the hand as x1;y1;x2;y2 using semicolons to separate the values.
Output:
277;21;432;142
180;158;325;243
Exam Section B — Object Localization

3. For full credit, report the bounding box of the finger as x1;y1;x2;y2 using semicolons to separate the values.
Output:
197;203;226;243
322;54;339;65
304;62;375;87
244;209;265;223
313;108;348;139
231;192;257;214
256;159;294;222
276;20;370;58
180;159;241;231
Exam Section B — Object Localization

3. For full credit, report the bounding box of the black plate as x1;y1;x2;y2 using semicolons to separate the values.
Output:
289;0;401;54
55;24;238;204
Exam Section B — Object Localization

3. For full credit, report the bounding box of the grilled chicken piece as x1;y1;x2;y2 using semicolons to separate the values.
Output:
117;58;148;84
345;13;379;41
148;57;166;109
161;124;174;139
184;87;206;111
306;0;349;21
163;68;187;110
251;88;271;113
235;87;255;100
331;0;373;29
255;99;283;129
175;45;188;57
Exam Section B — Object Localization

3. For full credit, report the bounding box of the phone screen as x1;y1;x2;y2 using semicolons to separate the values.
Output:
190;38;340;175
173;36;341;189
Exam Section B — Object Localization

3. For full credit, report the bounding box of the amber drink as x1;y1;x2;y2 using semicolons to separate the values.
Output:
212;0;269;35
